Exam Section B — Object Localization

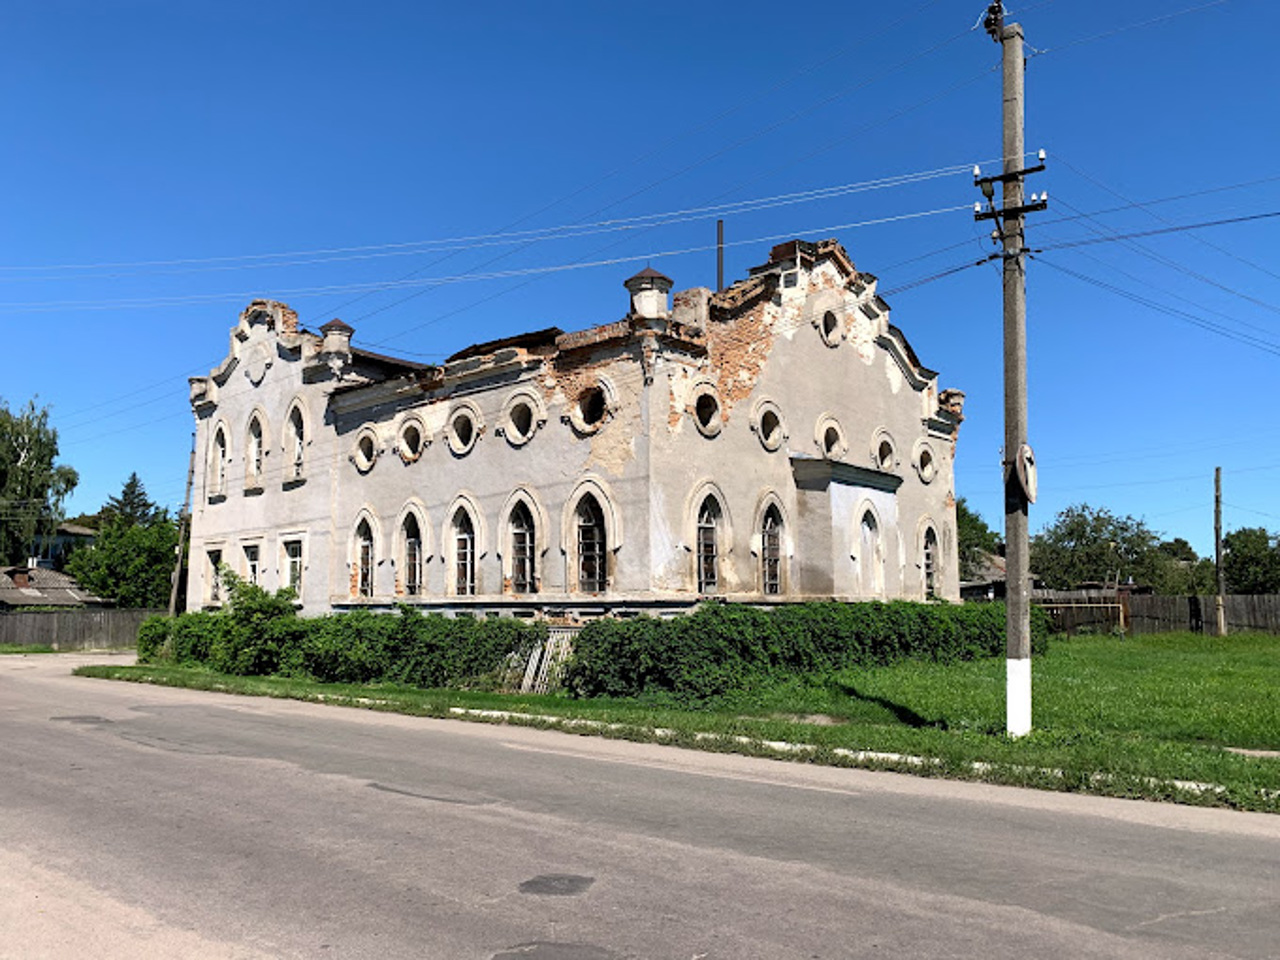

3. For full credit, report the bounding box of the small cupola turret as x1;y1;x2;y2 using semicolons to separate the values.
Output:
319;318;354;377
624;266;673;321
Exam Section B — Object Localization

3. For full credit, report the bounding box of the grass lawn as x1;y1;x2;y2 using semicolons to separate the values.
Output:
76;631;1280;812
0;644;56;654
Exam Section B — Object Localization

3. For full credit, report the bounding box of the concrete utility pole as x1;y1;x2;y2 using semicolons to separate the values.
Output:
168;433;196;617
1215;466;1227;636
975;1;1046;736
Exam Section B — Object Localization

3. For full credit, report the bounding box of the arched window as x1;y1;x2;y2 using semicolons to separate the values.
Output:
696;497;721;594
453;509;476;596
402;513;422;597
288;407;305;479
356;519;374;598
211;427;228;497
761;505;782;595
509;502;536;594
861;511;885;598
247;416;264;486
923;526;939;599
576;495;606;593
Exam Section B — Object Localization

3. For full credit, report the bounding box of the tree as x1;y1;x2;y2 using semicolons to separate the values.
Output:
101;472;160;527
0;398;78;565
1030;504;1167;590
65;475;176;608
956;497;1001;581
1158;537;1198;562
1222;527;1280;595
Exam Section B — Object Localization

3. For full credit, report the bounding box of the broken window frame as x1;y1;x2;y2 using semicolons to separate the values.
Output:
356;520;374;598
761;507;782;596
923;527;939;599
696;498;720;594
402;514;423;597
283;540;303;595
207;549;223;602
576;495;607;593
509;502;536;594
453;509;476;596
247;416;264;487
288;407;306;480
243;543;260;586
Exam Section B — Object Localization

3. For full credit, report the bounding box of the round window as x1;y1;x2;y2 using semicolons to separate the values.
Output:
399;422;424;462
509;402;534;441
453;414;474;448
693;389;722;437
877;439;894;470
579;386;606;427
448;407;481;456
353;432;378;472
820;310;841;346
918;448;936;482
823;426;842;457
753;401;786;452
761;410;781;446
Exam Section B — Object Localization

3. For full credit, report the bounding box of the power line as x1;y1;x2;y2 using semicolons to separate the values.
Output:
1054;152;1280;285
1038;210;1280;253
1044;194;1280;324
1028;0;1230;57
1039;194;1279;342
0;203;974;314
0;162;985;280
1031;254;1280;356
303;2;969;331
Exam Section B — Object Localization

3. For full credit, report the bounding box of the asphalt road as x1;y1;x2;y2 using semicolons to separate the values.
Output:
2;653;1277;960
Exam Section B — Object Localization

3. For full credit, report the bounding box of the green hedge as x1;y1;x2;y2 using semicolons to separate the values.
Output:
139;579;1048;703
563;601;1051;703
138;578;544;690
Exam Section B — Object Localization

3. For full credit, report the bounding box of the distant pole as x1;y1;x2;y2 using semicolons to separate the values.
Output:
1214;466;1226;636
975;2;1046;737
716;219;725;292
168;432;196;617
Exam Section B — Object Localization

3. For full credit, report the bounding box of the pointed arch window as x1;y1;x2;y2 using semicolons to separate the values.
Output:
761;506;782;596
247;416;264;486
509;502;536;594
356;519;374;598
402;513;423;597
211;427;228;497
576;495;606;593
453;509;476;596
861;511;885;598
696;497;721;594
288;407;305;480
924;526;939;599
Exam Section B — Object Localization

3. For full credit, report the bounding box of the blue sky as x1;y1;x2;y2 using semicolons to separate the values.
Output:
2;0;1276;557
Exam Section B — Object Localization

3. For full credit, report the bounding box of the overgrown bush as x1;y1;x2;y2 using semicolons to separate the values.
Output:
135;584;1048;704
135;614;171;663
564;601;1052;703
136;579;544;690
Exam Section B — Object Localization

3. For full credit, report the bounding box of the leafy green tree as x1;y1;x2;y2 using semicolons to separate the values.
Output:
1031;504;1169;590
1222;527;1280;595
65;475;176;608
0;398;78;565
956;497;1001;581
66;516;179;608
101;472;160;527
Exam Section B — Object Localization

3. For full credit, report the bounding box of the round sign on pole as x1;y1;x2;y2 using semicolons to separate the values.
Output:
1016;444;1037;504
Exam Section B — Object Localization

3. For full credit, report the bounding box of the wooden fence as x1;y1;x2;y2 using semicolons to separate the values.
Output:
1032;591;1280;636
0;608;160;650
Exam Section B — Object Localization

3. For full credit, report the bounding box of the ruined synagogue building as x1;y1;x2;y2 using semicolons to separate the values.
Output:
187;239;965;617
